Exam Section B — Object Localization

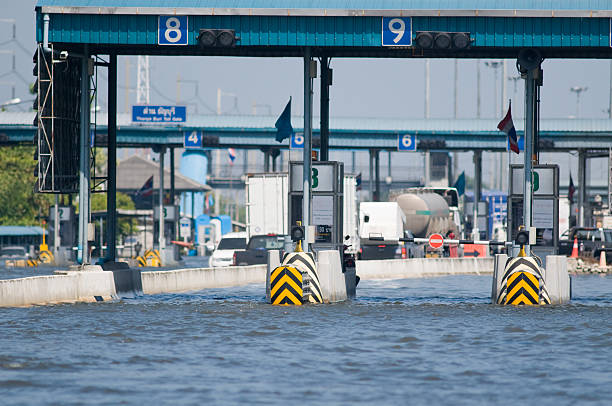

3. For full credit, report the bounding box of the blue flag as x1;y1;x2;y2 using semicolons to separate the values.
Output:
453;171;465;196
275;98;293;143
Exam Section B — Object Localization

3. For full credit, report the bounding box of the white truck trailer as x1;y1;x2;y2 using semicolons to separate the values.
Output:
245;173;358;249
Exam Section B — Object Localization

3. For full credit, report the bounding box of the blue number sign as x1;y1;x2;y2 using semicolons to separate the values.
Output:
290;132;304;149
382;17;412;47
158;16;188;45
398;134;417;151
184;131;203;149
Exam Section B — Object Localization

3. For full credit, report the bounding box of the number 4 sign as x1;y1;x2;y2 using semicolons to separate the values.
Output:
382;17;412;47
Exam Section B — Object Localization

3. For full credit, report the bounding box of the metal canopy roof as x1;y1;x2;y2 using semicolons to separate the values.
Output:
36;1;612;16
2;112;612;151
35;0;612;58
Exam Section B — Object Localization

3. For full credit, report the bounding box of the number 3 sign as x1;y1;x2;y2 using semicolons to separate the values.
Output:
382;17;412;47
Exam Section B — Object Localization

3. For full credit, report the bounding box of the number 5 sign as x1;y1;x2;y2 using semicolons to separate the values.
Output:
382;17;412;46
159;16;188;45
290;132;304;149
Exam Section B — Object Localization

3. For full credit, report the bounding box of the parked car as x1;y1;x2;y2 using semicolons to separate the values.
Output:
559;227;612;261
233;234;286;266
0;246;29;259
209;232;247;268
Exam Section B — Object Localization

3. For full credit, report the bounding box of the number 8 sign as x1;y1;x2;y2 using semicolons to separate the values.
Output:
382;17;412;47
159;16;188;45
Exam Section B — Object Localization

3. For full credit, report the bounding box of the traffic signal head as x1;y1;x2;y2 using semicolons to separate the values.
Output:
198;29;239;48
516;230;529;246
291;225;305;242
415;31;471;50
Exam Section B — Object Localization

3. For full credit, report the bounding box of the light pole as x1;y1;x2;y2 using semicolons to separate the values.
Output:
484;60;503;117
570;86;588;118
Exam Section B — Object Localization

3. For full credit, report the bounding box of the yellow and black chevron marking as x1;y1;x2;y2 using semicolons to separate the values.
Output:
136;256;147;267
270;265;303;305
282;252;323;304
497;257;551;305
506;271;540;305
144;249;162;267
27;259;40;267
38;250;54;264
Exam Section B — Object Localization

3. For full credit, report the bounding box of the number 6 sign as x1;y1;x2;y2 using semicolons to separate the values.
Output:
382;17;412;47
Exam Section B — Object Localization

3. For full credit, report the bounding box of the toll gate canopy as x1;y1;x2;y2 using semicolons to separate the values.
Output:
37;0;612;58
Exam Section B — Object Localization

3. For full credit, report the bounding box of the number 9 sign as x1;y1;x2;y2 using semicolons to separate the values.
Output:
382;17;412;47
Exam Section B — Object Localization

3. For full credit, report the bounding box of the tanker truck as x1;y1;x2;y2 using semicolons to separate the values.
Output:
390;187;462;238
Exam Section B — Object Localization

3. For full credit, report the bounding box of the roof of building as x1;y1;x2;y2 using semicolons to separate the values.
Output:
35;0;612;14
0;226;48;236
116;155;211;192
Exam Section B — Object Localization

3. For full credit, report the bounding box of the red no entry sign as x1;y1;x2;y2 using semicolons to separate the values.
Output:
428;233;444;249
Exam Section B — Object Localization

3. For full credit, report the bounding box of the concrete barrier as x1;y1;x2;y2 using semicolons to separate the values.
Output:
356;257;495;280
141;264;267;295
491;254;508;304
0;270;116;307
542;255;571;304
317;250;347;303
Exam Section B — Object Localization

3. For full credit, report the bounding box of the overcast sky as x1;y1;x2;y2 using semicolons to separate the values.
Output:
2;1;611;187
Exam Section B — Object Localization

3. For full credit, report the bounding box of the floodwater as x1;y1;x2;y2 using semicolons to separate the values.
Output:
1;274;612;405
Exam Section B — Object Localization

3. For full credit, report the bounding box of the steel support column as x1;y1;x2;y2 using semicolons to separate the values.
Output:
523;69;536;255
77;46;90;265
303;48;313;251
106;52;117;261
158;147;166;251
578;149;587;227
369;149;374;201
320;56;330;162
473;150;482;240
374;149;380;201
170;147;176;241
424;150;431;186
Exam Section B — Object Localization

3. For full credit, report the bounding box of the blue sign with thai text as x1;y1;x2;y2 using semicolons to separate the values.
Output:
158;16;188;45
132;105;186;123
184;130;203;148
382;17;412;47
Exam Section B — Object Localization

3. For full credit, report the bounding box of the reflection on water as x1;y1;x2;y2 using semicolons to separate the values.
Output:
1;274;612;405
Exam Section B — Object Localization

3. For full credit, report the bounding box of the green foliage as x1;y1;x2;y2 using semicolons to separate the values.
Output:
0;146;53;225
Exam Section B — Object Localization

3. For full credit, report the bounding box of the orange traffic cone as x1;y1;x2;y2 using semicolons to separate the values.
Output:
600;251;607;268
570;237;579;258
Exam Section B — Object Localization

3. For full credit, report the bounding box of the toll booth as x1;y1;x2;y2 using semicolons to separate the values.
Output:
48;206;77;249
508;164;559;260
153;205;179;247
289;161;344;252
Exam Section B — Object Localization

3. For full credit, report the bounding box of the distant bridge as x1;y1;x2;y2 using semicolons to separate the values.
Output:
2;112;612;151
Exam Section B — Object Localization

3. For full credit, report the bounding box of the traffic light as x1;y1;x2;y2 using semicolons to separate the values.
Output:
198;29;239;48
414;31;471;49
291;224;305;242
